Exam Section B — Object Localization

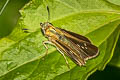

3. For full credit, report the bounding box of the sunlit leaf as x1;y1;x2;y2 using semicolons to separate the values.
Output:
0;0;120;80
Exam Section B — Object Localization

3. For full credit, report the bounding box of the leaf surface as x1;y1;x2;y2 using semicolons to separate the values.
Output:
0;0;120;80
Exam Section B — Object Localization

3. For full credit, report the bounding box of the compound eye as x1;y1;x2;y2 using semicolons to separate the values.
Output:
49;23;53;25
40;23;43;26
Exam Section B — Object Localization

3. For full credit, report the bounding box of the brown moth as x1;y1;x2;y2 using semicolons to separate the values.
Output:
40;6;99;68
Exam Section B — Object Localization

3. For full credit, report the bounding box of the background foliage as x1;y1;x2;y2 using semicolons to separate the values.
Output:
0;0;120;80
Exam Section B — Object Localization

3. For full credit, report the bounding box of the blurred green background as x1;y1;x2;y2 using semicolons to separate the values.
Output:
89;65;120;80
0;0;120;80
0;0;29;38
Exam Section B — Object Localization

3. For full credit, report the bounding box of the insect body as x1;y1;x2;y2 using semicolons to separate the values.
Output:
22;6;99;68
40;22;99;67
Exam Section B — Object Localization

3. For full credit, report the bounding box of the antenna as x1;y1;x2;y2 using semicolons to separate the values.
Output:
47;6;50;22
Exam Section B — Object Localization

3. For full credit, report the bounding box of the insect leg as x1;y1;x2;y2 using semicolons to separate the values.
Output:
57;48;70;69
43;41;48;55
42;41;53;56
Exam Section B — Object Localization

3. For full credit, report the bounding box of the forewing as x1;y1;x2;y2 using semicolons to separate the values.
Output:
58;28;99;60
66;36;99;60
50;27;99;66
57;28;91;43
52;39;86;66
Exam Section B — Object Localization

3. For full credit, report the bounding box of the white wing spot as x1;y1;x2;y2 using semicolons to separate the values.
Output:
77;44;80;47
85;47;88;49
81;46;84;49
70;51;73;54
84;43;87;46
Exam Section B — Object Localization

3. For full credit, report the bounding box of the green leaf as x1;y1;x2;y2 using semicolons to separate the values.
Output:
0;0;120;80
109;35;120;67
107;0;120;6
